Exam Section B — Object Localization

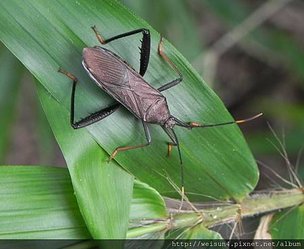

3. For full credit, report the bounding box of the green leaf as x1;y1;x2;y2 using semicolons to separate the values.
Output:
128;181;168;240
129;180;167;221
0;0;258;202
270;205;304;239
0;166;90;239
37;83;134;239
184;225;223;240
0;165;167;239
167;223;223;240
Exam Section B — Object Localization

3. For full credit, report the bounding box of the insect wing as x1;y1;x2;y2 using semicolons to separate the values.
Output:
126;71;168;121
83;47;128;87
82;47;167;121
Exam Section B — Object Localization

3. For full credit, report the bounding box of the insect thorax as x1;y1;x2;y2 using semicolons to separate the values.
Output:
163;116;176;129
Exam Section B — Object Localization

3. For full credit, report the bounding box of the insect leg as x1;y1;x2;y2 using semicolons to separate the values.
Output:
158;78;183;92
109;121;151;160
91;26;150;76
58;68;120;129
161;126;183;164
157;35;183;92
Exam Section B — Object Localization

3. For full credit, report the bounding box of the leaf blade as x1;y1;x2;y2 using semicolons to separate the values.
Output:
270;205;304;239
0;165;168;239
0;166;90;239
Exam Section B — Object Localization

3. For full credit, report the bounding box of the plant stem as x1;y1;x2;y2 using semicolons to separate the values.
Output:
127;188;304;238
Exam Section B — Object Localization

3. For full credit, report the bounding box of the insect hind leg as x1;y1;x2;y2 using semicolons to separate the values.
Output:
91;26;151;77
58;68;120;129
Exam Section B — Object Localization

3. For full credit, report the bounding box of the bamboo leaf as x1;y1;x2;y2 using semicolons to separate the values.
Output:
0;0;258;202
166;223;223;240
0;166;89;239
270;205;304;239
0;165;167;240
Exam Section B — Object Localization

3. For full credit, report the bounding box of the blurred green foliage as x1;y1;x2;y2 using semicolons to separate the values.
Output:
0;48;22;162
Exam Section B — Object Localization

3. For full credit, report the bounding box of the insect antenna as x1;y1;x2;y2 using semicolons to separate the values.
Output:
172;129;183;165
174;113;263;129
173;130;184;198
162;126;185;203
